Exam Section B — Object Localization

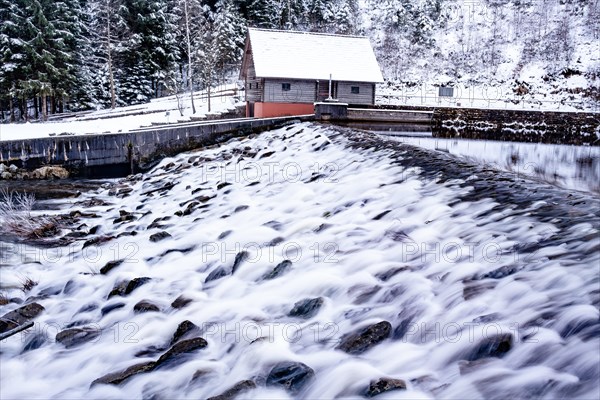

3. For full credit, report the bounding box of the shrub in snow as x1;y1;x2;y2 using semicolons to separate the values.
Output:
0;188;59;239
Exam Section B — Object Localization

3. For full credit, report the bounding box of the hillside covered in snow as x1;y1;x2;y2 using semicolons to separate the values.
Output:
0;0;598;120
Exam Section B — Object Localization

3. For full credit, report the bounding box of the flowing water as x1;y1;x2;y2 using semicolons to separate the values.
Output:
378;132;600;195
0;123;598;399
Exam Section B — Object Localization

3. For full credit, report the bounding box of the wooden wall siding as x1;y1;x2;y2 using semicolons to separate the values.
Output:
244;52;263;102
246;78;263;102
336;82;374;105
264;79;316;103
317;81;340;102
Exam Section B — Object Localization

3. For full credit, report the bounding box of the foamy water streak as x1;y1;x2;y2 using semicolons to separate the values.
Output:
0;123;598;399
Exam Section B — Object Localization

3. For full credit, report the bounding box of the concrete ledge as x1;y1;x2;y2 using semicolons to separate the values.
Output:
0;115;314;178
347;108;432;123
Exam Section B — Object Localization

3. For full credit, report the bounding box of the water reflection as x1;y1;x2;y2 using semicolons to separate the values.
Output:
378;131;600;194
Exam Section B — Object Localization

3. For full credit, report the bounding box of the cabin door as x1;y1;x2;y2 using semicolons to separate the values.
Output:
247;102;255;117
317;81;330;102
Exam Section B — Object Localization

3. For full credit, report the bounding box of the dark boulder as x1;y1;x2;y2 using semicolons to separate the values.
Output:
207;380;256;400
101;302;126;316
288;298;323;319
56;327;101;348
100;259;124;275
171;320;200;345
232;251;249;273
149;231;172;242
336;321;392;355
365;378;407;397
171;295;193;309
125;277;152;295
92;361;156;386
133;300;160;313
107;281;128;299
266;361;315;394
205;267;229;283
0;302;44;333
466;333;513;361
263;260;292;280
155;337;208;369
218;230;232;240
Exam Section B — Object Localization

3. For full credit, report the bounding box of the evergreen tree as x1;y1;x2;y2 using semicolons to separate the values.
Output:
213;0;246;80
0;0;30;120
248;0;281;29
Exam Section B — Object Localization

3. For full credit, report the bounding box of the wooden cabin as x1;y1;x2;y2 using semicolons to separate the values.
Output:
240;28;384;118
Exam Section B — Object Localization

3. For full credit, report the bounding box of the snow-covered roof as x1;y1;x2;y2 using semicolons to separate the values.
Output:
243;28;384;83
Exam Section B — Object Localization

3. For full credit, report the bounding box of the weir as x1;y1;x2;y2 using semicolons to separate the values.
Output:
0;115;313;178
1;103;598;178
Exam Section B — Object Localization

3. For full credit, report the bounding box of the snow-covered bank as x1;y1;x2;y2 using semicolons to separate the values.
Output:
0;85;242;142
0;123;598;399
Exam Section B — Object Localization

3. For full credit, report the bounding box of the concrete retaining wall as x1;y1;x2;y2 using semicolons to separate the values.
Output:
347;108;432;123
0;115;313;177
367;104;600;145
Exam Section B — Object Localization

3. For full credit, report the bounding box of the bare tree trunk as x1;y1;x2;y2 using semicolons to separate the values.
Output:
183;0;196;114
208;80;211;112
42;95;47;121
34;97;39;120
107;0;116;110
22;97;28;122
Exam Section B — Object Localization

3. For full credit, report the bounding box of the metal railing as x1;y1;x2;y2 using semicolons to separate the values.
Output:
376;93;600;113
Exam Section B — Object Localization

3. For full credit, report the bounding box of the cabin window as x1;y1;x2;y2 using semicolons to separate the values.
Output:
439;86;454;97
249;83;252;89
351;86;360;94
282;83;291;91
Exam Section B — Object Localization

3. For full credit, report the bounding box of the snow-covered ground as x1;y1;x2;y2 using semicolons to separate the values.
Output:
367;0;600;113
0;123;598;399
0;85;242;142
377;82;600;112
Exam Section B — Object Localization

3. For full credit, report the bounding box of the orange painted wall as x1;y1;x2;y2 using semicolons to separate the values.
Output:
252;102;314;118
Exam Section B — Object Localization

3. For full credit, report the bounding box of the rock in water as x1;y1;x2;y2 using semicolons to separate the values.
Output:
101;302;125;316
205;267;229;283
0;303;45;333
336;321;392;355
288;298;323;319
56;327;101;348
231;251;249;273
125;277;152;295
266;361;315;394
133;300;160;313
92;361;156;386
207;380;257;400
365;378;407;397
100;259;124;275
171;295;193;309
466;333;513;361
155;337;208;368
263;260;292;280
149;231;172;242
170;320;200;345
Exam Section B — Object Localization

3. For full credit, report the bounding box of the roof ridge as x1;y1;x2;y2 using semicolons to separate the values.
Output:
247;27;368;40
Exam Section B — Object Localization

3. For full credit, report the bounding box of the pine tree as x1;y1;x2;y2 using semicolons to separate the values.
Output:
0;0;30;120
45;0;88;112
248;0;281;29
213;0;246;80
